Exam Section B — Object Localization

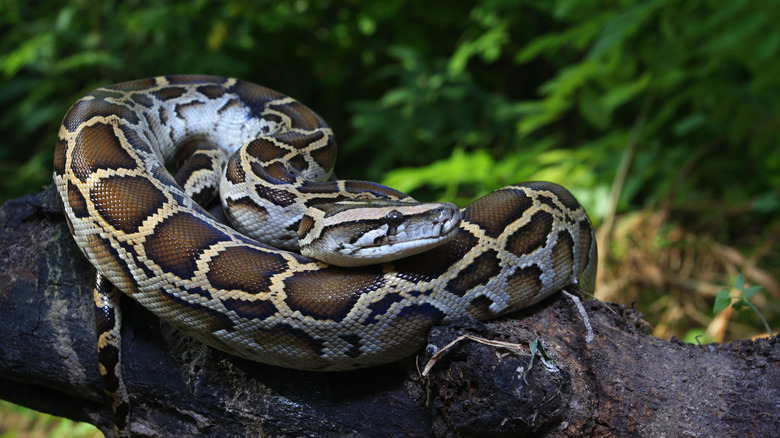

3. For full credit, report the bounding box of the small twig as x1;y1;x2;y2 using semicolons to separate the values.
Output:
562;290;593;343
421;334;527;377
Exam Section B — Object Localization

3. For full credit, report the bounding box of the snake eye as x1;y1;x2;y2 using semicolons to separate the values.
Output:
384;210;404;228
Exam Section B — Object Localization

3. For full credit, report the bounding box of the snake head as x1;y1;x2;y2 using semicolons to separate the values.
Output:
298;200;462;267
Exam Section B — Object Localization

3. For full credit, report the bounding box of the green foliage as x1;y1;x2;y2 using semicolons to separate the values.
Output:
350;0;780;229
714;273;772;337
0;400;101;438
527;339;554;372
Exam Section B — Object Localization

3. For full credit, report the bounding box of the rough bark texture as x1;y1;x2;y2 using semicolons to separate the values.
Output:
1;186;778;437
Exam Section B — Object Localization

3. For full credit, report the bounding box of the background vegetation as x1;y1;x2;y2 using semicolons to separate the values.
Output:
1;0;778;433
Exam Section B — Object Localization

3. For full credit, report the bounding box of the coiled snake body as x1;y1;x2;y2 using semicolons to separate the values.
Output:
53;75;597;435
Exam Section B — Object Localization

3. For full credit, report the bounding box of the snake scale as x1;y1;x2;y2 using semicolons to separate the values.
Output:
53;75;597;436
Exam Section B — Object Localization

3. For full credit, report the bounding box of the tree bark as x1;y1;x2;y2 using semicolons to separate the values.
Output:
1;186;778;437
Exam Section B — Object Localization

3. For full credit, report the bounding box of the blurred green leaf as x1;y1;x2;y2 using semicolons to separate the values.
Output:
743;285;763;300
578;87;610;130
713;288;732;314
735;273;746;293
673;112;707;137
449;21;509;73
601;73;651;111
587;0;661;59
1;33;54;77
752;191;780;213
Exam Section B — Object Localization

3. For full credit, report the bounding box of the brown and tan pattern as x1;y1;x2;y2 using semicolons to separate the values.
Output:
53;75;597;437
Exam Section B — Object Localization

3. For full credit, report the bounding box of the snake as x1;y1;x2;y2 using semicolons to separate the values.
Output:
53;75;597;436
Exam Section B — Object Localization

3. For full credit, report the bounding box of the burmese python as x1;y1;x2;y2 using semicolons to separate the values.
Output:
53;75;597;436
